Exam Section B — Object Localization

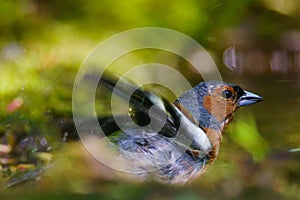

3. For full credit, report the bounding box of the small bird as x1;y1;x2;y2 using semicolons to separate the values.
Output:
97;74;262;184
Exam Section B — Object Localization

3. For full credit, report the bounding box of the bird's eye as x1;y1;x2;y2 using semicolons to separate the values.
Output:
221;90;233;98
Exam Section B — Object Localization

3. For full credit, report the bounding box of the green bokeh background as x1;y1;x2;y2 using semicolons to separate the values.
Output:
1;0;300;199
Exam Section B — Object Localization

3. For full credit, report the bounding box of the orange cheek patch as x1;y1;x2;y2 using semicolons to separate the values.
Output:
203;95;212;113
203;95;226;122
202;87;237;123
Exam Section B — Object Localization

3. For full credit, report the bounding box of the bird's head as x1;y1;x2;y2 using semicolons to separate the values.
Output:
175;81;262;131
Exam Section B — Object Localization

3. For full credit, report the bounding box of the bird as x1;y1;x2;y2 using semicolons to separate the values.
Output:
95;73;263;185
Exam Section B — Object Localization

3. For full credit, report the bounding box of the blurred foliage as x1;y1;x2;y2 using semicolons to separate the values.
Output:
0;0;300;199
228;113;270;161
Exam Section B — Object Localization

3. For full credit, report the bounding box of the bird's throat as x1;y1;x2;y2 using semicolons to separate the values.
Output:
202;127;222;160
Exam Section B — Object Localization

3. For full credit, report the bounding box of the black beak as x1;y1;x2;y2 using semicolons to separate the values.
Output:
238;90;263;107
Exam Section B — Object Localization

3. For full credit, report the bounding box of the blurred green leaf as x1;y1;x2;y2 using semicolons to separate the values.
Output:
228;113;270;161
